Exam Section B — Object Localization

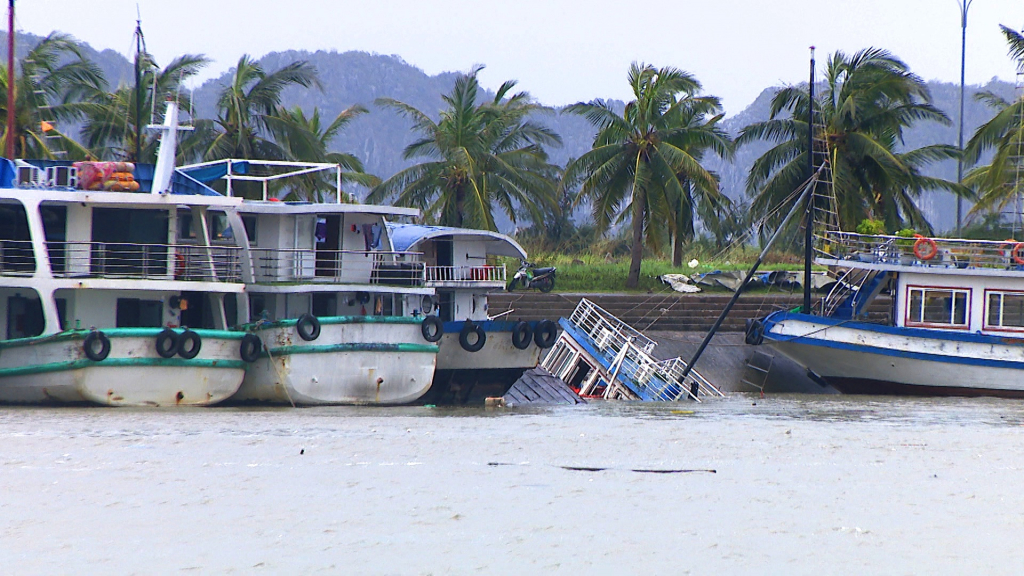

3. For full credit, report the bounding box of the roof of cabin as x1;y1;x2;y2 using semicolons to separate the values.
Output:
386;223;527;259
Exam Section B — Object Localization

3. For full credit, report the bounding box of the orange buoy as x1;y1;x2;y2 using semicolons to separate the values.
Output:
913;236;938;261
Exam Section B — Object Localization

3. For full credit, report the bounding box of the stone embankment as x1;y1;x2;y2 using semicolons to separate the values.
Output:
489;292;891;332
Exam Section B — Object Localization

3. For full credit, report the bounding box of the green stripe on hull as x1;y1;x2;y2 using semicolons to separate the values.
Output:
0;328;245;350
0;357;247;378
247;315;426;331
263;342;439;357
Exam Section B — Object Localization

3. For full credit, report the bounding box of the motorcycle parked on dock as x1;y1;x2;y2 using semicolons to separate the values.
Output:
508;261;557;293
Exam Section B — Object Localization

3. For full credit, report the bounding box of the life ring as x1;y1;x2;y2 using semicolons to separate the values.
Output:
459;321;486;352
533;319;557;349
1012;243;1024;265
296;313;321;341
155;328;179;359
176;330;202;359
420;315;443;342
83;331;111;361
421;295;436;314
239;333;262;363
913;236;938;261
511;321;532;350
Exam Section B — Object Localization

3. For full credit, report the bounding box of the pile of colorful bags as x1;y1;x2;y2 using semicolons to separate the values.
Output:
73;161;140;192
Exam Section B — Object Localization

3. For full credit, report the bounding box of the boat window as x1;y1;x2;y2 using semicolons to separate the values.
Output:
905;286;969;328
0;203;35;274
986;291;1024;330
115;298;163;328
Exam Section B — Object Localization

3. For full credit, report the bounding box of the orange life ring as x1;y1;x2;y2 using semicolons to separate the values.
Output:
1013;243;1024;265
913;236;938;261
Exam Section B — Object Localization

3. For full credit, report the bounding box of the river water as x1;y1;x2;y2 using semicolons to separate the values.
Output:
2;394;1023;574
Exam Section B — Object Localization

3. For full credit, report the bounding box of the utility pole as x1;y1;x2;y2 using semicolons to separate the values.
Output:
956;0;972;237
5;0;14;159
803;46;816;314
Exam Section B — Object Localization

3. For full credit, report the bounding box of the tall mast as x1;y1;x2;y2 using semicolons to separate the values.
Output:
803;46;816;314
133;11;145;162
5;0;14;159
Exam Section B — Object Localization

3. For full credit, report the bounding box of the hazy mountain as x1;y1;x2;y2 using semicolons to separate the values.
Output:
4;34;1020;233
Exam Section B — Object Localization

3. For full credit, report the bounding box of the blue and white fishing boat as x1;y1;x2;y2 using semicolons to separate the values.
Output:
753;231;1024;397
387;223;559;403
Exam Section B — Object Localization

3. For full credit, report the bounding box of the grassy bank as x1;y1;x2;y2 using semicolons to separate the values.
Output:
507;250;815;293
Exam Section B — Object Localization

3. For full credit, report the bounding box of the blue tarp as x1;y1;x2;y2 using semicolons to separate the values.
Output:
179;161;249;183
0;158;15;188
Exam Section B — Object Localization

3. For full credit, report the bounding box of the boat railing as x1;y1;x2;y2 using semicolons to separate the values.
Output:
0;240;37;275
818;231;1024;271
424;264;506;285
42;241;243;282
569;298;657;354
249;247;425;286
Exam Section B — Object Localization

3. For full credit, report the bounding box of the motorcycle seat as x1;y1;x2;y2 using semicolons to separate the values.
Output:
532;267;556;275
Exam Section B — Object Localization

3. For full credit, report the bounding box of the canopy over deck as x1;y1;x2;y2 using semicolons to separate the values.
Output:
386;223;528;260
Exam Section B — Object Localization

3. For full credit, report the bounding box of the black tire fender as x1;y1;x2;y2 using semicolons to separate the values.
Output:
459;321;486;352
511;321;532;350
296;313;321;341
240;333;262;363
177;330;202;359
155;328;179;359
421;315;443;342
745;319;765;346
83;331;111;362
533;320;557;349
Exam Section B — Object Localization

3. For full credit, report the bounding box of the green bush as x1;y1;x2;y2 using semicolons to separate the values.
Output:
856;219;886;235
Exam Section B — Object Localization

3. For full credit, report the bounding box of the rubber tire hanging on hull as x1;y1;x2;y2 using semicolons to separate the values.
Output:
533;320;557;348
745;319;765;345
296;313;321;341
239;333;262;363
460;321;486;352
83;331;111;361
177;330;202;359
155;329;179;359
421;315;443;342
511;321;533;350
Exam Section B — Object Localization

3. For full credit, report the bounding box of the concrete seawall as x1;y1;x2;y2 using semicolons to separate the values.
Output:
489;292;891;393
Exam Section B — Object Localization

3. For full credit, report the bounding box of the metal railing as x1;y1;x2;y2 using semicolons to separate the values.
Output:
424;264;506;285
249;248;425;286
0;240;37;275
818;231;1024;271
40;241;242;282
567;298;722;401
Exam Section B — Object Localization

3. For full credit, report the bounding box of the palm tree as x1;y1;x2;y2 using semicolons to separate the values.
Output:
368;68;561;231
564;63;730;288
264;104;380;202
198;55;320;162
963;25;1024;217
80;53;209;162
738;48;962;235
0;33;107;159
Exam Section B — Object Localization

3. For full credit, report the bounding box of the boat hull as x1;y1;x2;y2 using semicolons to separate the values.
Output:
422;321;544;404
235;317;438;405
0;329;247;406
762;311;1024;397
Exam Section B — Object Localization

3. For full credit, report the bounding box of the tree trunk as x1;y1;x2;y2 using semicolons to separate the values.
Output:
626;187;646;289
454;186;464;228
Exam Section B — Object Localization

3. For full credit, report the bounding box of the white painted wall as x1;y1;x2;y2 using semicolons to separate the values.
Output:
895;271;1024;335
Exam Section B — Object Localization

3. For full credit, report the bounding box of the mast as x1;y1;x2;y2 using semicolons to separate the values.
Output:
803;46;816;314
133;12;146;162
5;0;14;159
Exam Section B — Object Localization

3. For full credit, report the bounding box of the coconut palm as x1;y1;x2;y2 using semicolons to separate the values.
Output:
368;68;561;231
80;53;209;162
198;55;321;162
738;48;963;235
264;104;380;202
963;25;1024;216
0;33;107;159
564;63;730;288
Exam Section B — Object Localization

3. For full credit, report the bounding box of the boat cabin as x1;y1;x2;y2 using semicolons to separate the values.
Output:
386;223;526;322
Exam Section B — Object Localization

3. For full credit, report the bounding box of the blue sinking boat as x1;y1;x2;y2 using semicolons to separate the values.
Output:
539;298;723;401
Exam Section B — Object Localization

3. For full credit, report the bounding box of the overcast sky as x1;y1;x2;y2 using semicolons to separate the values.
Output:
14;0;1024;114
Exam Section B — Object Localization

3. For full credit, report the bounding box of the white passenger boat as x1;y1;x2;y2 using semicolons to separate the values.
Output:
753;231;1024;397
0;102;252;406
176;160;439;405
387;223;554;404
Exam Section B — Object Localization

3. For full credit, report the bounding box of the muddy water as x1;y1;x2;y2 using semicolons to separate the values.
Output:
2;395;1024;574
